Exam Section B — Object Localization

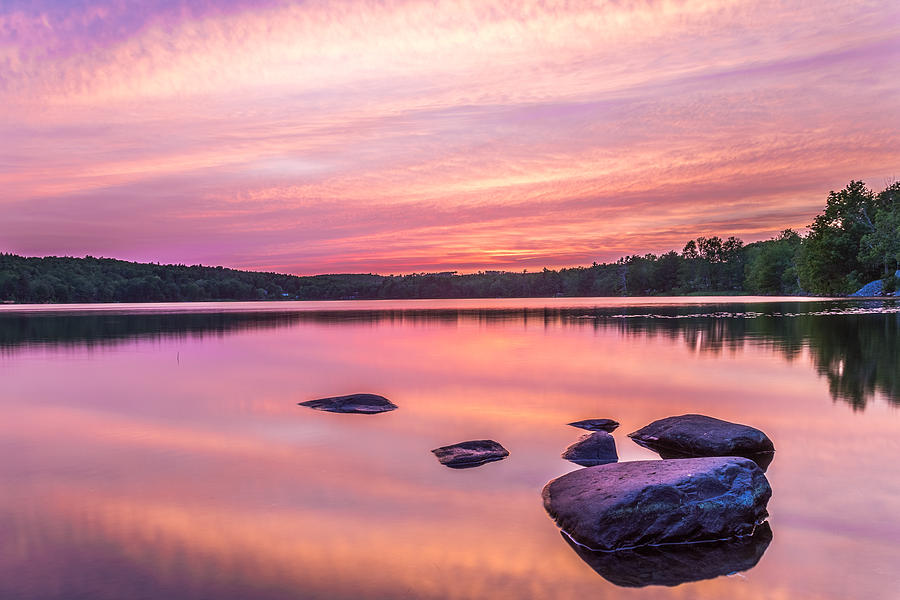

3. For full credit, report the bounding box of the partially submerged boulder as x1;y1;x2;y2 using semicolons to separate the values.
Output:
567;418;619;432
563;521;772;588
542;457;771;551
298;393;397;414
432;440;509;469
628;414;774;469
561;431;618;466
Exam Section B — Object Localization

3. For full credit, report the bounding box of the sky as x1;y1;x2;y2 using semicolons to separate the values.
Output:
1;0;899;275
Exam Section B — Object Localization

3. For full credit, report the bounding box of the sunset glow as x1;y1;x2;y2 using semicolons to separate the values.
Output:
3;0;899;273
3;304;899;598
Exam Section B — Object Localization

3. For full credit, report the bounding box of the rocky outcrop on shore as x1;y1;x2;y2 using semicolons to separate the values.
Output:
850;270;900;296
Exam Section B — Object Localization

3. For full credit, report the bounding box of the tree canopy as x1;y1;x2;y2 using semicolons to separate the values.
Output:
797;180;889;294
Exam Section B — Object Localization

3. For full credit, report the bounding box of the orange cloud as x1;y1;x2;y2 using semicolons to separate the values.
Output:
1;0;898;272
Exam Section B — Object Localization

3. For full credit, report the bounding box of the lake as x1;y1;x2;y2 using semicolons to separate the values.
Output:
1;297;898;599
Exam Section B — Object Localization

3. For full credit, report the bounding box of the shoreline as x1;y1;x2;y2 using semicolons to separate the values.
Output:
0;295;868;314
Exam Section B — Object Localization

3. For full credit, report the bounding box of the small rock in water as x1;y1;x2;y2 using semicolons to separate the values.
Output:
567;418;619;432
628;414;774;469
298;393;397;414
561;431;618;466
562;521;773;588
542;457;771;551
432;440;509;469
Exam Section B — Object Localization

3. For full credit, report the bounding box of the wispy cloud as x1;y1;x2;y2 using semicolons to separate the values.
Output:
2;0;899;273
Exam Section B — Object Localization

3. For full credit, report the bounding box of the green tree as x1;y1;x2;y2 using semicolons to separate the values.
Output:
744;230;802;294
678;240;702;291
858;182;900;276
797;180;880;295
653;251;680;293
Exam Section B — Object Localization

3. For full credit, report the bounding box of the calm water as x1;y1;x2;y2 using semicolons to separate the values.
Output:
1;297;899;599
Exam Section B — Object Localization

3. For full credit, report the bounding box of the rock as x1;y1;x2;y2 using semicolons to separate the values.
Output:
567;418;619;432
432;440;509;469
850;279;883;297
561;432;618;466
542;457;771;551
851;270;900;297
562;521;772;588
628;414;774;469
298;393;397;414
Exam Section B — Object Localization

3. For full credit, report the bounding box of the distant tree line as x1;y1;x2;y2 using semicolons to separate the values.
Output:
1;179;898;303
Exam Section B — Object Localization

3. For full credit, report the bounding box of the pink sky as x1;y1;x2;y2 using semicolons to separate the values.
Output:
2;0;899;274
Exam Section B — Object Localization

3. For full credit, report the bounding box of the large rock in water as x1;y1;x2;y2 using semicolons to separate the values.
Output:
432;440;509;469
298;393;397;414
563;522;772;588
567;418;619;432
561;431;618;466
542;457;771;551
628;414;774;469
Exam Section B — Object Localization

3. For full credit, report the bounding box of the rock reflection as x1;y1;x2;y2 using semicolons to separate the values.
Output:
562;522;773;588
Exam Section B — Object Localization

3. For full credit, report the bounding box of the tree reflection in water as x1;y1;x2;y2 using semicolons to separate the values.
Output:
592;302;899;410
1;299;896;409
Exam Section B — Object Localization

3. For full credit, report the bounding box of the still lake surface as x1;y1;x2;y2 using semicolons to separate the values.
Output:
1;297;899;599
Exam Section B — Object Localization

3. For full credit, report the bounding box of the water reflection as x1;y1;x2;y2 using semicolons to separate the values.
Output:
2;299;897;408
1;299;898;600
589;303;900;410
562;522;773;588
0;310;303;349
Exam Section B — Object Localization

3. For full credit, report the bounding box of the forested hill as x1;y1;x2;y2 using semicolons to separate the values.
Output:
0;248;779;302
2;180;898;303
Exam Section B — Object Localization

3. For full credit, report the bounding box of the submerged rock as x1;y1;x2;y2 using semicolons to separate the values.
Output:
542;457;771;551
432;440;509;469
298;393;397;414
561;431;618;466
567;418;619;432
563;521;773;588
628;414;774;469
